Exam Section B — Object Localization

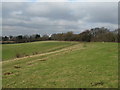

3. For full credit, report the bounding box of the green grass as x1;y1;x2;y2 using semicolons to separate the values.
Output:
2;41;77;60
2;41;118;88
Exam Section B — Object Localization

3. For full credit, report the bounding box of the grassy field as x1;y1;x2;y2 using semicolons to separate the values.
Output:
2;41;77;60
2;41;118;88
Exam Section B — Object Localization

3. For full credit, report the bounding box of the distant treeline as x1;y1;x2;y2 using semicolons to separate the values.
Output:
2;27;120;44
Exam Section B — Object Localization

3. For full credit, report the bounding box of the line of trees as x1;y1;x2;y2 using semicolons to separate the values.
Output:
1;27;120;44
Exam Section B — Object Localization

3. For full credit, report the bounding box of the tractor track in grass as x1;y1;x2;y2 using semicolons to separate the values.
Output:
27;44;84;64
2;43;84;63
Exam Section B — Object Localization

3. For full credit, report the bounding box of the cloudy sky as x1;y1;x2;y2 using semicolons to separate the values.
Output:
2;1;118;36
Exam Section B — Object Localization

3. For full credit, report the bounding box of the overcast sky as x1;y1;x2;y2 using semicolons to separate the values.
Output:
2;1;118;36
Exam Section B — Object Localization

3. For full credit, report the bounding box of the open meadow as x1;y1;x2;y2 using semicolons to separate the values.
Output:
2;41;118;88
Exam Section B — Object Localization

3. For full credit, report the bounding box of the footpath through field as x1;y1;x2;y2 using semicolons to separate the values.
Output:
2;43;83;63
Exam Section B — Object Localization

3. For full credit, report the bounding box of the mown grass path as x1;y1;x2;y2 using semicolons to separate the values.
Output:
2;43;81;63
2;41;78;60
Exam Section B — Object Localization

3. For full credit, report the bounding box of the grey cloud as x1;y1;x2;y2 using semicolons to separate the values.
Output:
86;3;118;24
2;2;118;36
